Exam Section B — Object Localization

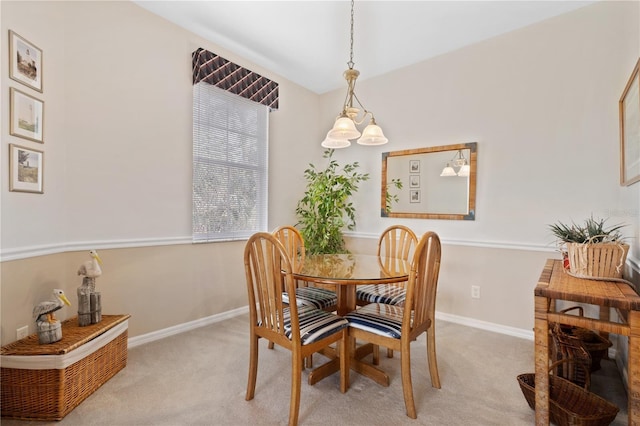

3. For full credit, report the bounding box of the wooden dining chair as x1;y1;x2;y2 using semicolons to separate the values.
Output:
271;225;338;367
273;225;338;312
244;232;349;426
356;225;417;307
356;225;418;358
345;231;442;419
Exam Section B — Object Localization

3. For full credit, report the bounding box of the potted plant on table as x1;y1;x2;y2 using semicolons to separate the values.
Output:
549;216;629;279
295;149;369;254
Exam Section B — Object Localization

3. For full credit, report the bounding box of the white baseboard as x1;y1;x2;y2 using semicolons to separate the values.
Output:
127;306;249;348
435;311;534;340
127;305;534;348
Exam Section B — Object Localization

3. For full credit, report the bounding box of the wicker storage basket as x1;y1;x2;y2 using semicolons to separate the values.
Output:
517;359;619;426
551;323;592;389
555;307;613;372
1;315;129;421
565;242;629;279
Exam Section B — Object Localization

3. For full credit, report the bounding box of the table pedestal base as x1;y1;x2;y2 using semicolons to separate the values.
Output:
308;341;390;387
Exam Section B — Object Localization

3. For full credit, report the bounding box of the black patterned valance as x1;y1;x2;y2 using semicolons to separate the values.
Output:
192;48;279;110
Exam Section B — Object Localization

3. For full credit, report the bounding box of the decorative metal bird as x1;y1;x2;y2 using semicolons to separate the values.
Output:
77;249;103;278
33;289;71;323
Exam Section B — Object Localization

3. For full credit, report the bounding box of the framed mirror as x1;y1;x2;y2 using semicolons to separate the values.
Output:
381;142;477;220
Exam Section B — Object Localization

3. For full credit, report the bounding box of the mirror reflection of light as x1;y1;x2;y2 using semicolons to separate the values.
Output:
441;150;469;177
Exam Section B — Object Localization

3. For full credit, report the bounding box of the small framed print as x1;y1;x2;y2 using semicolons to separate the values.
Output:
9;144;44;193
410;190;421;203
9;30;43;92
409;174;420;188
410;160;420;173
10;87;44;143
620;58;640;186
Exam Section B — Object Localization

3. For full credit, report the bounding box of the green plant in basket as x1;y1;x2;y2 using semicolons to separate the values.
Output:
549;216;626;244
548;216;629;279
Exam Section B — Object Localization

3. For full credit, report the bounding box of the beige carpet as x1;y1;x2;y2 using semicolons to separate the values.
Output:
1;315;628;425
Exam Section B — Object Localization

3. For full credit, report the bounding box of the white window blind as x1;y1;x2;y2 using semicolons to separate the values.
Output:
193;82;268;242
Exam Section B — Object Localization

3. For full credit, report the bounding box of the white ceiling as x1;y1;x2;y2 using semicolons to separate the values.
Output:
134;0;596;94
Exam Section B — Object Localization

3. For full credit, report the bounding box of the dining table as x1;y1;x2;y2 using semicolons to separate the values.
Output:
292;253;411;387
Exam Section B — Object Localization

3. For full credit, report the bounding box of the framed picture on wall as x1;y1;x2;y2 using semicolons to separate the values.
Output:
10;87;44;143
409;174;420;188
410;190;421;203
620;58;640;186
410;160;420;173
9;144;44;193
9;30;43;92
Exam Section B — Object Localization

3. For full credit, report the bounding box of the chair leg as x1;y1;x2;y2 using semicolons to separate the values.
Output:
400;342;417;419
289;352;302;426
305;354;313;369
387;348;394;358
426;328;441;389
246;333;259;401
339;330;350;393
372;344;380;365
268;341;274;350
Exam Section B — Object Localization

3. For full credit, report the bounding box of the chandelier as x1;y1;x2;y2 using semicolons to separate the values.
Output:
321;0;388;149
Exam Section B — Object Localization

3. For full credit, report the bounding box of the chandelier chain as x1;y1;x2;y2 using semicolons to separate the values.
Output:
348;0;355;69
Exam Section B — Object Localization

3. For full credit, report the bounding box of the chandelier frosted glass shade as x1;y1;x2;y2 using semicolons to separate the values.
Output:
440;164;457;177
357;122;388;146
321;132;351;149
327;116;361;140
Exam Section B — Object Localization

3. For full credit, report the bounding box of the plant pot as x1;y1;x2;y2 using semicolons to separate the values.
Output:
565;242;629;279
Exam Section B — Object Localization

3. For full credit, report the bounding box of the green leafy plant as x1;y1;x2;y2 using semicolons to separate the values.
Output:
385;178;403;212
296;149;369;254
549;216;626;244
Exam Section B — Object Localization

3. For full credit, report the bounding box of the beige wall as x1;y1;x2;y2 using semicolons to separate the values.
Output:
0;0;321;345
331;0;640;332
1;1;639;347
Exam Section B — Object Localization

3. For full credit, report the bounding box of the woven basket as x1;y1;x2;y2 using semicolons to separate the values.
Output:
551;323;592;388
566;242;629;279
517;359;619;426
555;307;613;372
1;315;129;421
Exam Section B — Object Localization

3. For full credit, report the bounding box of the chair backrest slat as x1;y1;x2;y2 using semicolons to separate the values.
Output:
272;226;305;268
377;225;418;277
378;225;418;260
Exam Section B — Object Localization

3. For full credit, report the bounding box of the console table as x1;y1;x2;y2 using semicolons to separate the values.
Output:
534;259;640;425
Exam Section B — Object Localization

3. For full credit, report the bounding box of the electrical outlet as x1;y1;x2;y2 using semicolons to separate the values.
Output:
17;325;29;340
471;285;480;299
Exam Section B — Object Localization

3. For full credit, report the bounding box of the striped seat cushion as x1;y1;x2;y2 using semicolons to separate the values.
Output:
345;303;408;339
283;287;338;310
355;284;406;306
283;306;348;345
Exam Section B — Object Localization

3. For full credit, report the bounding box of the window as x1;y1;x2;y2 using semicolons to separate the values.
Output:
192;82;268;242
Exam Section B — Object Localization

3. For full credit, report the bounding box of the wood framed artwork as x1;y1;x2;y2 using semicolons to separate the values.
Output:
9;30;42;92
620;58;640;186
10;87;43;143
9;144;44;193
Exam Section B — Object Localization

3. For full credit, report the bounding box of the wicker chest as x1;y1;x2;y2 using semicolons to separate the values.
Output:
1;314;130;421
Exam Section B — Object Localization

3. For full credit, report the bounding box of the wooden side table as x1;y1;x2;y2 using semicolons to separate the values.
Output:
1;314;130;421
534;259;640;425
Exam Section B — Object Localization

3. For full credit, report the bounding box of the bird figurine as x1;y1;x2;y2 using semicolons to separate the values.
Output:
33;289;71;324
77;249;104;278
